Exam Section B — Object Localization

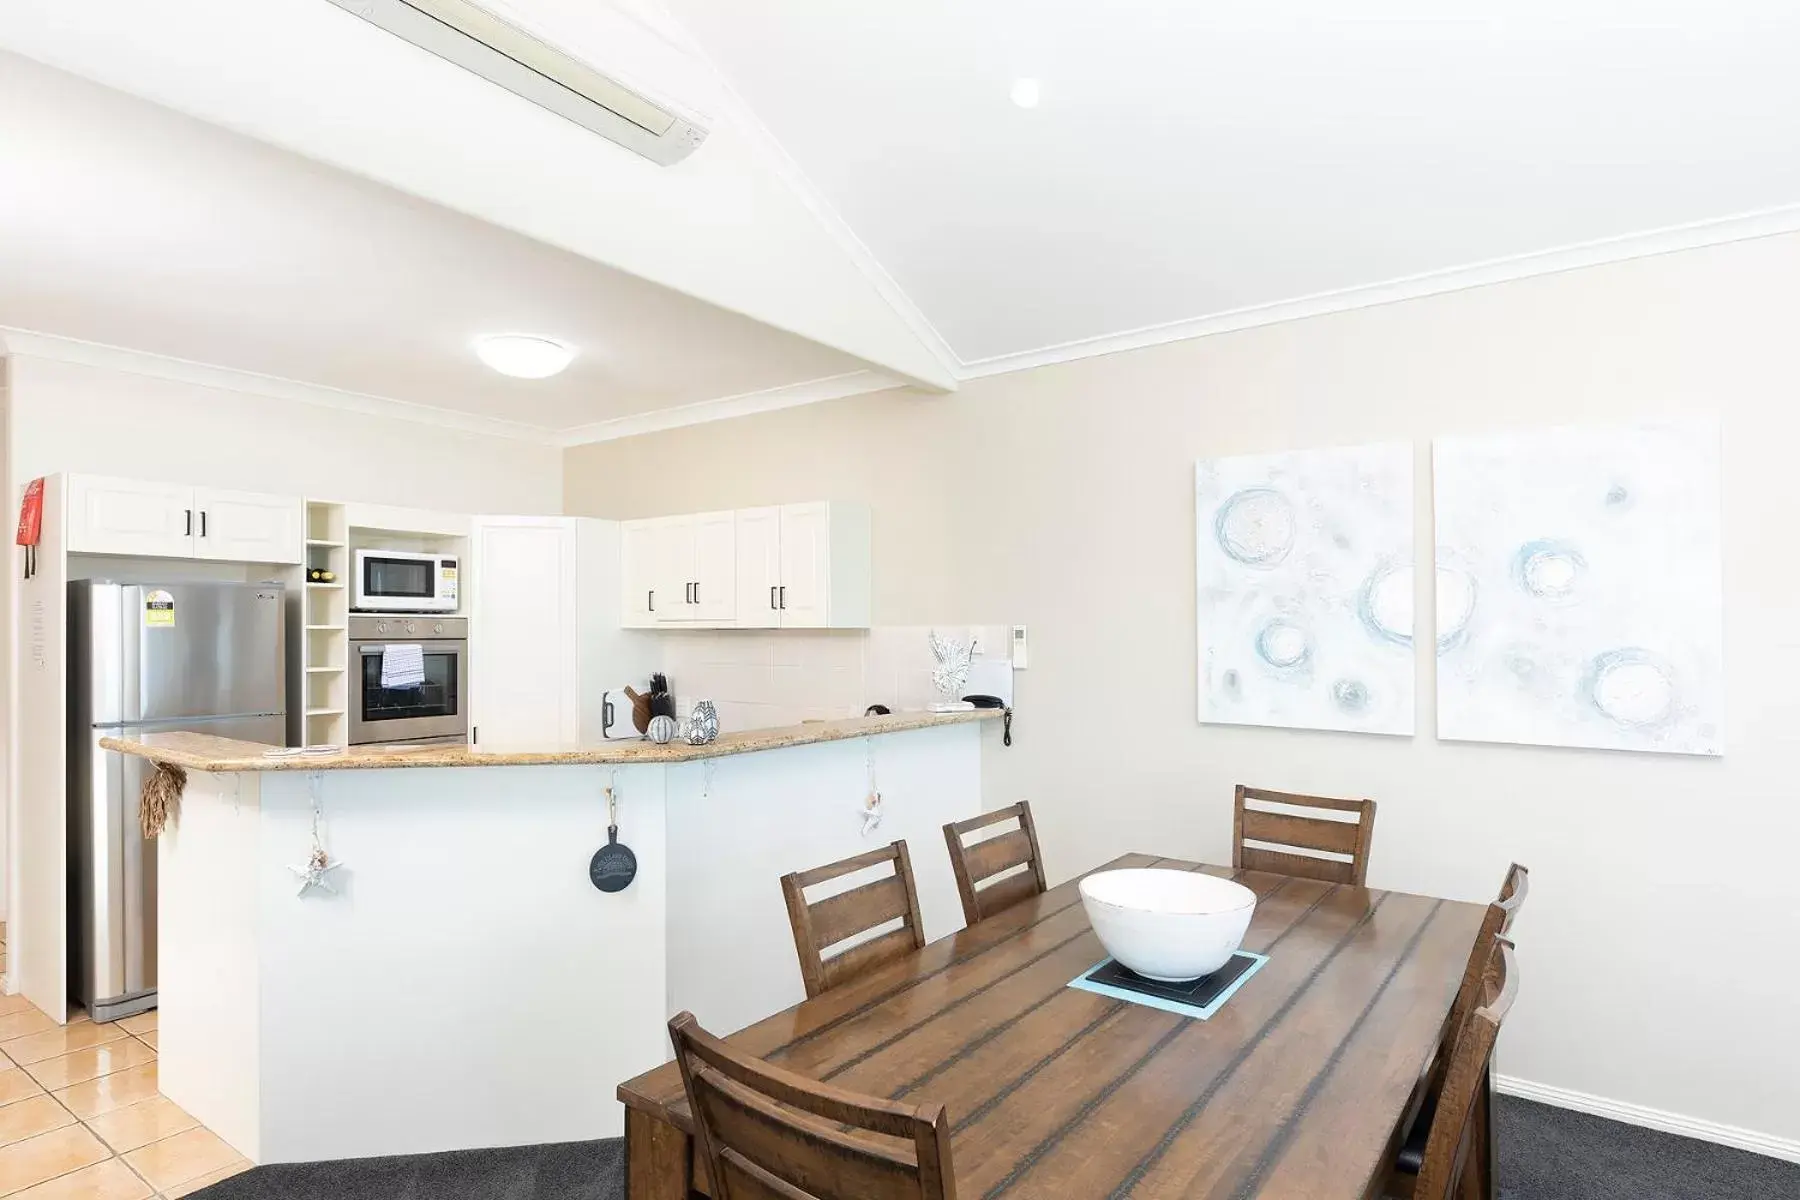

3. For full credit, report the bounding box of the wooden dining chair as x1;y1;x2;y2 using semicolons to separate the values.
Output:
781;841;926;999
1232;785;1378;885
670;1011;959;1200
1394;863;1530;1200
942;802;1049;926
1386;938;1518;1200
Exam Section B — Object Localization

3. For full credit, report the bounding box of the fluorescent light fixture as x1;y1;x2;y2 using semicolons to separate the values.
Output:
475;334;576;379
1010;78;1041;109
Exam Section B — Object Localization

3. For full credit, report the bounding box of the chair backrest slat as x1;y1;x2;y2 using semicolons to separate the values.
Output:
1232;784;1377;886
1413;940;1518;1200
942;802;1048;925
781;841;925;999
1446;863;1529;1040
670;1012;959;1200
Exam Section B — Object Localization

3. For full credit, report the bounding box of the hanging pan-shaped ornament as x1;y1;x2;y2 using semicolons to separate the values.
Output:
589;783;637;893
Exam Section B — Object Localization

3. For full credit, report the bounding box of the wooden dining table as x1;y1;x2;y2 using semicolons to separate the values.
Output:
617;853;1488;1199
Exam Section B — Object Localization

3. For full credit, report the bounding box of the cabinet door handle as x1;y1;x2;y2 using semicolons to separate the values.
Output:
184;509;193;536
779;586;786;609
647;589;654;613
770;585;778;610
199;511;208;537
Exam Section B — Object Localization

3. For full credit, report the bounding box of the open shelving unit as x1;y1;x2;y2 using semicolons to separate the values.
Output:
294;501;350;748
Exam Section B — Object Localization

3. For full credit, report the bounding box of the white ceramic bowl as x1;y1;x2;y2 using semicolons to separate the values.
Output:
1079;868;1257;982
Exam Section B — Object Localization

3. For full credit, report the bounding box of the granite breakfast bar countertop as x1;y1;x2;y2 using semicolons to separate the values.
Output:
100;707;1002;772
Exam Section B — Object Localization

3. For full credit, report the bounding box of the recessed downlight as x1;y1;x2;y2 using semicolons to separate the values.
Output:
1010;78;1041;109
475;334;576;379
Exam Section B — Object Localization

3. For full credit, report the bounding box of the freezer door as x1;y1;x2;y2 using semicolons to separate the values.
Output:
69;582;127;728
131;583;286;721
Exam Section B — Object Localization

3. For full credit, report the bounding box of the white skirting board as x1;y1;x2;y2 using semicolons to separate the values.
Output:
1497;1075;1800;1166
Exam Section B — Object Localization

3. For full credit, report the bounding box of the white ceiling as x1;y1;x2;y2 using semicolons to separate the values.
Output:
659;0;1800;367
7;1;1800;439
0;50;876;439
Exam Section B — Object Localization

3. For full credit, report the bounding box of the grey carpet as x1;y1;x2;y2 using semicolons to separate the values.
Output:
187;1096;1800;1198
1497;1096;1800;1200
188;1137;624;1200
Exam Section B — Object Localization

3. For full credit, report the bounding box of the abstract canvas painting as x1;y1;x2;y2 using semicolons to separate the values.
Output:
1433;421;1723;756
1196;444;1414;735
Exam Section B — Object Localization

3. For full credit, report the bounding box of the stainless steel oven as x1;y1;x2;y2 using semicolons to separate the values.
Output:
348;615;468;745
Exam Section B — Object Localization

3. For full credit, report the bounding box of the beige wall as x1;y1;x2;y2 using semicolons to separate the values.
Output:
4;354;562;512
566;231;1800;1148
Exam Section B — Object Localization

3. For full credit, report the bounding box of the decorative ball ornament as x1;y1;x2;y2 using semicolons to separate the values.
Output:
647;715;678;744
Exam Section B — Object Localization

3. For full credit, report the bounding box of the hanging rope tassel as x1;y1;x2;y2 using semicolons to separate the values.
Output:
139;761;187;838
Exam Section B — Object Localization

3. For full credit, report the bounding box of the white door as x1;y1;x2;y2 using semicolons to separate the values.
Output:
620;519;663;629
733;507;782;629
193;488;303;563
778;502;831;628
690;510;737;625
65;475;196;558
468;517;579;750
656;515;700;623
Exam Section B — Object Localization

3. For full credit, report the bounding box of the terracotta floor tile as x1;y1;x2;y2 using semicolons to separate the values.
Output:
120;1129;239;1193
0;1125;109;1196
50;1067;158;1123
7;1159;150;1200
0;1028;128;1069
157;1158;249;1200
0;1098;73;1149
21;1044;155;1094
0;1071;43;1108
128;1036;152;1055
81;1098;195;1157
0;1002;36;1022
107;1019;152;1042
0;1016;55;1047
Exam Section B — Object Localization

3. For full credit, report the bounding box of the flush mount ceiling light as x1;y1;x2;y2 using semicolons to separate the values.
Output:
475;334;576;379
1010;78;1041;109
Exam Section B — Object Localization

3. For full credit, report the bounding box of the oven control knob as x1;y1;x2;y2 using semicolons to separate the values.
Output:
434;622;445;635
376;621;389;635
404;621;417;635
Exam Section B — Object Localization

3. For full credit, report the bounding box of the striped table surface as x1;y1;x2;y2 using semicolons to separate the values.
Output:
618;854;1487;1199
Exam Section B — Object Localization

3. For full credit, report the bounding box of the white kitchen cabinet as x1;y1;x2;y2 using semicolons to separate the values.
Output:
470;516;654;751
776;502;871;629
65;475;197;559
619;519;664;629
776;502;832;628
193;487;304;564
468;516;579;750
65;474;301;563
620;502;870;630
733;507;783;629
651;511;736;625
691;511;737;623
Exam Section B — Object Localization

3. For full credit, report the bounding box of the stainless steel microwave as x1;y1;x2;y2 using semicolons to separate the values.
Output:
353;549;459;612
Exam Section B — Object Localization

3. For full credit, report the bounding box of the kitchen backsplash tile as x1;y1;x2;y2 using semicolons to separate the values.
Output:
654;625;1011;734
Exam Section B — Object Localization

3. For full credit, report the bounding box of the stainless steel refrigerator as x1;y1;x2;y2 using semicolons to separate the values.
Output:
67;581;286;1022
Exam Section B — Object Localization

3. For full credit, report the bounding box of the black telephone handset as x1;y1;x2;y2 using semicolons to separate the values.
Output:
962;695;1013;746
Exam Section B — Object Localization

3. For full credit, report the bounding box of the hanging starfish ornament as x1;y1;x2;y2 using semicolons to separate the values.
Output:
288;846;344;897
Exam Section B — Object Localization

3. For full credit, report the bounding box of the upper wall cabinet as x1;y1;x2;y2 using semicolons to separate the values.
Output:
65;474;302;564
622;502;870;630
